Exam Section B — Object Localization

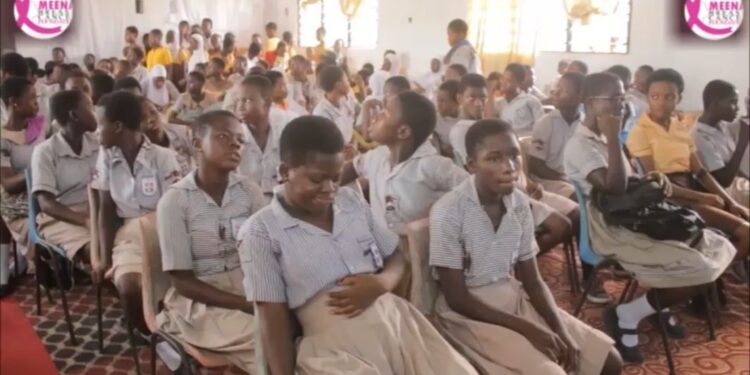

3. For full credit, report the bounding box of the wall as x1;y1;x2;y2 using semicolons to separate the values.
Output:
268;0;748;110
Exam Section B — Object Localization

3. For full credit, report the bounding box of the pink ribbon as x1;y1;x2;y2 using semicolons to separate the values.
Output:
14;0;62;35
685;0;733;35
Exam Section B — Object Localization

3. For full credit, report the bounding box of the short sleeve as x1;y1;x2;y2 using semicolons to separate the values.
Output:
362;197;399;258
428;195;464;270
352;150;371;179
516;193;539;261
158;49;173;66
626;120;653;158
0;139;12;168
30;144;57;196
158;149;183;189
570;138;609;183
529;116;553;161
449;123;470;167
528;97;544;124
166;81;180;102
91;148;110;191
693;132;724;172
157;190;193;271
237;217;287;303
425;156;469;191
172;94;187;116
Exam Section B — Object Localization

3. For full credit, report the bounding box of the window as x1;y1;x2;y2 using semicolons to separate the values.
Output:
538;0;632;53
298;0;378;49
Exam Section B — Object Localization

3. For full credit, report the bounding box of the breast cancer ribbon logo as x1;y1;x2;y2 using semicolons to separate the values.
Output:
684;0;732;35
14;0;73;40
15;0;61;35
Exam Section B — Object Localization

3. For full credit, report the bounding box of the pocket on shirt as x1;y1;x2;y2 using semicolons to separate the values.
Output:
653;138;691;172
135;174;161;210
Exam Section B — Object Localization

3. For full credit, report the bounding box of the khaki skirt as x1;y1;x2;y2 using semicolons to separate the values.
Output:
588;203;736;288
294;291;478;375
106;217;146;282
36;203;90;260
156;268;256;373
535;178;576;199
434;279;613;375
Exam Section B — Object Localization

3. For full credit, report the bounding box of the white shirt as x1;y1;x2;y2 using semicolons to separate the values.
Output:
626;89;649;115
130;65;149;83
416;72;443;102
564;125;632;197
449;119;478;166
729;118;749;178
368;70;391;98
445;43;482;75
692;120;738;173
496;92;544;137
528;109;580;175
237;121;286;195
312;96;357;143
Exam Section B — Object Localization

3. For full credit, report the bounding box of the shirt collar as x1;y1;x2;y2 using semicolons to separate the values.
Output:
52;131;99;157
576;124;607;144
111;137;155;168
694;120;727;136
458;175;517;209
270;185;357;231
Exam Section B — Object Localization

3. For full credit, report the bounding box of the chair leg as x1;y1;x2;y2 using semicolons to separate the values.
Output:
564;241;576;294
48;253;77;345
96;283;104;352
126;321;142;375
569;240;580;293
652;294;676;375
150;335;158;375
709;282;722;328
11;241;19;278
618;279;633;305
704;287;716;342
34;248;42;316
574;265;599;317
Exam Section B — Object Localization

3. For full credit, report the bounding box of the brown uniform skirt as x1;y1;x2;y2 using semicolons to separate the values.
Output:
36;203;90;260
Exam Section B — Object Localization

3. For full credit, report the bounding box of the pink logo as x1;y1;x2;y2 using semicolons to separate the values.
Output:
684;0;744;40
13;0;73;40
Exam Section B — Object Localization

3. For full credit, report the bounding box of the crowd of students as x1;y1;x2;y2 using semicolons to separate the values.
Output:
0;15;748;375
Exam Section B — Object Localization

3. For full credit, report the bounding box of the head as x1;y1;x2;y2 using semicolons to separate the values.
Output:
557;59;570;75
486;71;502;96
279;116;345;213
179;21;190;36
234;56;248;76
1;77;39;119
382;53;394;72
127;46;145;65
149;65;168;89
606;65;632;89
149;29;164;48
1;52;30;80
114;60;132;79
369;91;436;147
50;90;97;133
201;18;213;36
223;32;236;52
142;34;151;49
83;53;96;69
265;22;278;38
316;27;327;43
114;76;142;95
96;59;114;74
437;80;460;118
139;97;164;134
582;72;626;130
521;65;535;90
207;57;226;78
194;63;207;75
189;34;204;51
447;19;468;46
633;65;654;94
210;34;222;49
362;63;375;74
552;72;584;111
333;39;345;53
252;33;263;45
266;70;288;102
276;41;288;56
52;47;66;63
319;65;350;95
186;71;206;96
465;119;520;195
191;24;202;35
125;26;139;44
646;68;684;122
237;75;273;125
90;72;115;106
166;30;176;44
501;63;526;97
445;63;468;82
383;76;411;104
430;58;442;74
289;55;308;77
99;91;142;147
702;80;739;122
282;31;294;45
63;71;93;99
192;111;246;171
566;60;589;75
248;42;262;59
459;73;488;120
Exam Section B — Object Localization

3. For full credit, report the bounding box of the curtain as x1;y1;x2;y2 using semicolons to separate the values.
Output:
339;0;364;17
468;0;539;74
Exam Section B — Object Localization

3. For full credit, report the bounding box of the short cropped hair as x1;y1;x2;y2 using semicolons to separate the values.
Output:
465;119;514;158
114;76;142;92
319;65;345;92
459;73;487;93
606;65;632;87
396;91;437;146
505;63;526;83
646;68;685;94
1;77;33;106
265;70;285;86
384;76;411;92
569;60;589;75
104;91;142;130
50;90;87;125
193;110;239;138
582;72;621;101
1;53;29;78
702;79;736;110
280;115;345;166
448;19;469;35
241;74;273;101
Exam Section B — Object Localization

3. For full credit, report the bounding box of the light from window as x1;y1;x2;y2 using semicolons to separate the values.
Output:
538;0;631;53
298;0;379;49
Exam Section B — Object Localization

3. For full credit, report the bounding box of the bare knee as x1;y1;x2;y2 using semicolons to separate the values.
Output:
543;212;573;241
600;347;623;375
115;272;142;302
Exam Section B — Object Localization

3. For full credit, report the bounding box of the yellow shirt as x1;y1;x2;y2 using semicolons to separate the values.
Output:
175;49;191;65
223;52;236;74
265;37;281;53
626;113;697;174
146;47;173;69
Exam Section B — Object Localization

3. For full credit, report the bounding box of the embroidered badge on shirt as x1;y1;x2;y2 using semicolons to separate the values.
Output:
141;176;157;196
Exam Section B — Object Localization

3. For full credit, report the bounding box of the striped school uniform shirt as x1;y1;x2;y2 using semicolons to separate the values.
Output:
237;121;286;196
429;177;538;287
238;186;399;309
157;171;266;277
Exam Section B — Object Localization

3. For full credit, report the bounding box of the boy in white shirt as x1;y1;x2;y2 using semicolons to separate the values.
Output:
443;19;481;74
495;63;544;137
312;65;358;148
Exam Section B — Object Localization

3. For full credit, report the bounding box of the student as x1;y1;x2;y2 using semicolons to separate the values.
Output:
266;70;306;126
140;98;195;176
444;19;481;74
265;41;288;71
165;30;180;64
626;65;653;115
432;118;622;375
286;55;312;110
264;22;281;53
528;72;584;199
312;65;357;145
444;63;468;83
495;63;544;137
170;72;218;126
228;56;248;84
522;65;548;102
414;58;443;102
80;54;95;74
52;47;67;64
606;65;641;145
247;41;263;67
486;71;503;102
342;91;469;234
185;34;208;75
141;65;180;112
434;80;460;157
64;71;93;99
207;34;223;60
238;115;478;375
96;59;114;76
146;29;174;73
449;74;489;166
566;60;589;75
626;69;749;257
309;27;327;65
221;33;238;75
114;76;142;96
201;18;213;41
235;75;286;197
125;26;139;50
693;80;749;207
127;46;148;83
730;89;750;178
368;53;394;98
545;59;570;96
90;72;115;106
203;58;233;101
31;90;98;265
564;72;738;363
92;91;182;334
114;60;132;80
357;75;411;140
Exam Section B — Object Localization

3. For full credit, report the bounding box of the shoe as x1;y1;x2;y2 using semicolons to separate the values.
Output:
604;306;644;364
586;280;612;304
651;312;686;339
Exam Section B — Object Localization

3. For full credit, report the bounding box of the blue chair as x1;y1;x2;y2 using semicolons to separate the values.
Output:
25;168;78;345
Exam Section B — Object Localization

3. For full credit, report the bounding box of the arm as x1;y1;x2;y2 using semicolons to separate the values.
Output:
638;154;717;204
0;168;26;194
339;160;361;186
691;153;737;207
591;116;628;194
516;257;564;334
97;190;119;266
257;302;296;375
168;271;254;313
36;192;87;226
711;122;749;186
375;250;405;292
528;156;565;181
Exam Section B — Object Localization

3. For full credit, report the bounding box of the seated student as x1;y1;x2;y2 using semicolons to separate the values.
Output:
203;58;234;101
431;118;622;375
564;72;738;363
626;65;653;116
141;64;180;113
341;91;469;234
528;72;585;199
31;90;98;266
64;71;93;99
1;78;46;263
156;110;265;372
91;71;115;106
286;55;312;111
238;115;478;375
449;74;489;166
357;76;412;149
127;46;149;84
626;69;749;257
228;55;248;84
266;70;306;126
494;63;544;137
730;89;750;179
565;60;589;76
235;75;286;197
92;91;182;334
693;80;749;207
522;64;548;103
312;65;358;145
368;53;394;99
444;63;468;83
169;71;218;126
140;98;195;176
434;80;461;157
605;65;642;145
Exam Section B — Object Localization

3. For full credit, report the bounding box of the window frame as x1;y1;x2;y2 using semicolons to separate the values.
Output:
297;0;377;49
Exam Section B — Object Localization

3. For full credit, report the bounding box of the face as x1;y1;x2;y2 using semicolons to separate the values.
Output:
97;60;113;73
467;132;521;196
235;58;248;75
290;60;306;76
552;77;581;110
267;27;277;38
586;80;626;126
431;59;441;73
66;77;93;99
272;77;288;101
125;30;137;43
149;33;161;48
195;117;246;171
207;61;222;77
72;95;98;132
277;43;287;56
447;29;460;46
11;85;39;118
153;77;166;89
53;49;65;62
179;23;189;35
501;70;520;96
461;86;488;120
140;100;162;133
316;30;326;42
187;76;204;95
84;54;96;66
202;21;212;35
370;96;407;144
210;35;221;48
437;88;459;117
237;85;269;124
712;90;739;123
444;67;462;82
647;81;681;121
336;75;351;95
633;70;649;93
522;67;535;89
281;152;344;213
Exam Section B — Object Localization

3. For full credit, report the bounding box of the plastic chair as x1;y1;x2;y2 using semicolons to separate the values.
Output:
25;168;77;344
404;218;437;315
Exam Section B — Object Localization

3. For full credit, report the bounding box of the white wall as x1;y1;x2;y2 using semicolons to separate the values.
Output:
267;0;748;110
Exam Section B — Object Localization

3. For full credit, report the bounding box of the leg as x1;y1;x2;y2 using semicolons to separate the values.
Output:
536;211;572;255
48;250;77;345
685;202;749;259
96;283;104;351
600;348;623;375
114;272;149;335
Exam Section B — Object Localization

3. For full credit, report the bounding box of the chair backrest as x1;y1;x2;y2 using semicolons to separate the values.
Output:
571;181;601;266
24;168;42;244
87;185;102;269
518;136;532;176
138;214;171;332
404;218;438;314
